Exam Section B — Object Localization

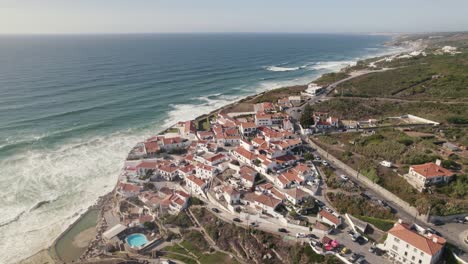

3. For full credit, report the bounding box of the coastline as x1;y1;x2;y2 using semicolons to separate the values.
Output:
19;37;416;264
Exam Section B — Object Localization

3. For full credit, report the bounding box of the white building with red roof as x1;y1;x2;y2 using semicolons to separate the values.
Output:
383;220;445;264
186;175;207;196
136;160;159;176
177;164;195;179
231;146;257;166
196;153;228;167
157;164;179;181
283;187;310;205
195;164;218;179
117;182;143;197
317;209;342;228
255;112;273;126
405;161;455;191
238;166;258;188
243;192;282;216
239;122;257;136
275;170;304;189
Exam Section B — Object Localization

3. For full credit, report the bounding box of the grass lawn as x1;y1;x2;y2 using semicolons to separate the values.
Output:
164;253;197;264
199;251;239;264
355;215;395;231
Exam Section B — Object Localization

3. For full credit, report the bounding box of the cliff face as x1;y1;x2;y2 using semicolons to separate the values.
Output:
191;207;338;264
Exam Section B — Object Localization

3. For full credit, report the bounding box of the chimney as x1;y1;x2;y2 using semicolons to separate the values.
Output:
398;219;403;224
435;159;442;166
432;237;438;243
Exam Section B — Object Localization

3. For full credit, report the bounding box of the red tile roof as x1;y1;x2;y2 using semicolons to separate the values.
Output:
411;162;454;178
234;146;256;160
319;210;341;225
388;223;445;255
187;175;206;187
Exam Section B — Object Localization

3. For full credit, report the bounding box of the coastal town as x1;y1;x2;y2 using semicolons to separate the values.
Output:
39;34;468;264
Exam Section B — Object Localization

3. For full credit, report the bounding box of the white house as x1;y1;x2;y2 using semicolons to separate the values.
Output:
222;186;241;204
317;210;342;228
186;175;207;196
231;146;257;166
195;164;218;179
255;112;273;126
405;161;454;191
283;187;310;205
239;122;257;136
383;220;445;264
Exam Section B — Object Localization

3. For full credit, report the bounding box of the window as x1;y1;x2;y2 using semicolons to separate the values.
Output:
412;256;415;261
406;244;409;248
420;252;424;257
419;260;422;264
413;248;417;253
392;245;398;251
405;252;408;256
394;237;400;243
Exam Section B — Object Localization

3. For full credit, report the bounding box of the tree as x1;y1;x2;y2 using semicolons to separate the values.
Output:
300;104;314;128
304;152;314;161
143;221;156;230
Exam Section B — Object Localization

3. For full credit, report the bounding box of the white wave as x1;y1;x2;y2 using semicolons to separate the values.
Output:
308;60;357;71
163;94;241;128
265;66;303;72
0;128;155;264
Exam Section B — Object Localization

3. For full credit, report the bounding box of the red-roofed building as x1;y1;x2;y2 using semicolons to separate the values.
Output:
239;166;258;188
255;112;272;126
283;187;310;205
243;192;282;216
231;146;257;166
177;164;195;179
195;164;218;179
136;161;159;176
239;122;257;136
117;182;143;197
144;141;160;156
406;161;455;191
383;220;445;264
186;175;207;196
318;210;342;228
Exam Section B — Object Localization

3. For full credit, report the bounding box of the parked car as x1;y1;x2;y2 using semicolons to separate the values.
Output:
351;233;361;242
340;174;349;181
296;233;306;238
349;253;359;262
455;217;466;224
356;256;366;264
278;228;288;233
307;234;318;239
211;208;220;213
322;160;329;166
233;218;242;222
432;220;444;226
315;199;325;208
341;247;350;255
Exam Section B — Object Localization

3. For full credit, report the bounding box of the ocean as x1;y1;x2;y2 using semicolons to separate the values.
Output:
0;33;400;263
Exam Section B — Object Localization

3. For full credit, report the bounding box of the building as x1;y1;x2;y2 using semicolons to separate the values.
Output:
244;192;282;216
288;96;302;105
186;175;207;196
317;210;342;228
239;166;258;188
283;187;310;205
405;161;455;191
305;83;324;96
383;220;445;264
195;164;218;179
239;122;257;136
231;146;257;166
255;112;273;126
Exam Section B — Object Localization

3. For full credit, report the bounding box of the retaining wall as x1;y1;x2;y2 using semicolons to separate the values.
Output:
307;138;429;223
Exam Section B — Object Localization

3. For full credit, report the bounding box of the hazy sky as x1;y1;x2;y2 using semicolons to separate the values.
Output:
1;0;467;34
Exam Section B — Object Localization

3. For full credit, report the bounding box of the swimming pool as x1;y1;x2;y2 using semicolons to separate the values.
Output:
126;233;148;247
